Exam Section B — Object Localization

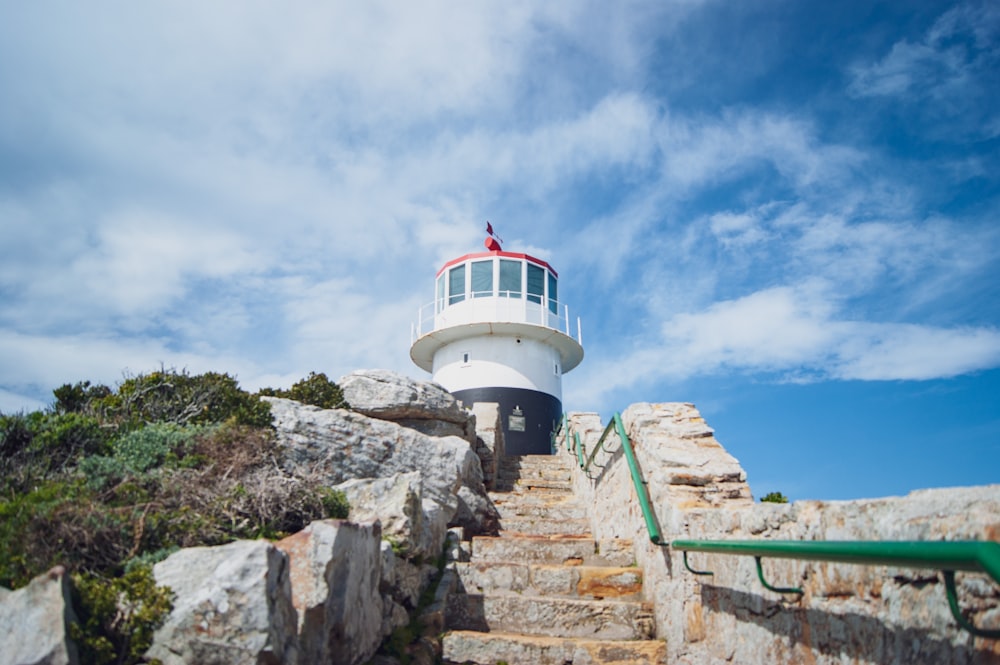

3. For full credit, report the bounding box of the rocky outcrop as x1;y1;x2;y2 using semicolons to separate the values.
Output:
339;370;475;444
0;566;79;665
265;395;498;539
148;540;299;665
335;473;427;557
567;403;1000;665
276;520;384;665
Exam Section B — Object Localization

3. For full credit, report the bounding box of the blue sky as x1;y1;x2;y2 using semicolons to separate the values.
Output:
1;1;998;501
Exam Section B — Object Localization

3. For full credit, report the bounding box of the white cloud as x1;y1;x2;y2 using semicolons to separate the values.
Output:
568;285;1000;407
846;2;1000;139
0;330;264;399
708;209;771;248
69;210;261;313
832;324;1000;381
660;111;862;191
0;389;47;415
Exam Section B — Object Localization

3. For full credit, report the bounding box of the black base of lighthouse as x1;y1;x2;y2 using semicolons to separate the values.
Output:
452;387;561;456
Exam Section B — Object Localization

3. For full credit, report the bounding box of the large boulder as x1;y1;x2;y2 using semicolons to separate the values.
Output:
265;397;497;539
147;540;298;665
0;566;79;665
338;370;473;441
276;520;383;665
335;472;430;558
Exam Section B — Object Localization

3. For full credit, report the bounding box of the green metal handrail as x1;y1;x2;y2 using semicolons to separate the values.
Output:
673;539;1000;638
564;412;664;546
573;431;584;469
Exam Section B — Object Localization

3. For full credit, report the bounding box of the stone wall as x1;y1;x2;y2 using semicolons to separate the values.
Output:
470;402;504;490
567;403;1000;664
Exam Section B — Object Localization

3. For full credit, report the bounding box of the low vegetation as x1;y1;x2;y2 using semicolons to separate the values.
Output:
0;368;351;664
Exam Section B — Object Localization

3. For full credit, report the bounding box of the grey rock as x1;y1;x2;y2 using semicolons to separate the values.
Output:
148;540;298;665
0;566;79;665
276;520;383;665
335;473;427;558
453;482;501;537
265;396;496;539
394;417;469;442
338;369;468;424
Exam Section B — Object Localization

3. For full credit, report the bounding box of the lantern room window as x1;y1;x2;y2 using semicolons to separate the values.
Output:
527;263;544;304
499;260;521;298
449;265;465;304
548;272;558;314
471;260;493;298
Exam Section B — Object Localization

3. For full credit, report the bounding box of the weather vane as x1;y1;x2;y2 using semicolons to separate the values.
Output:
485;221;503;251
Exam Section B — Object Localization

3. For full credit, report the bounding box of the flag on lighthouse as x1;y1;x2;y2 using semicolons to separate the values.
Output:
485;221;502;251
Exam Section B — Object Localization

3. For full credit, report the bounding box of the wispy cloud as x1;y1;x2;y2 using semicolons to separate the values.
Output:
848;1;1000;139
569;285;1000;407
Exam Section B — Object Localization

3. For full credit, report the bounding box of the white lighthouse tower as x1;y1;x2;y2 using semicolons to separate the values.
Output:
410;228;584;455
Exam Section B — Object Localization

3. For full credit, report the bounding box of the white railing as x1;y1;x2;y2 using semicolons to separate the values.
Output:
411;295;582;346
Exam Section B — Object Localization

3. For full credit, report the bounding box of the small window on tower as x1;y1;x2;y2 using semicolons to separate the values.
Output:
554;361;560;376
462;352;470;365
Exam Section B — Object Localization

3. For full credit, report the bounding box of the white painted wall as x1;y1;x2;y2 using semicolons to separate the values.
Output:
432;335;562;398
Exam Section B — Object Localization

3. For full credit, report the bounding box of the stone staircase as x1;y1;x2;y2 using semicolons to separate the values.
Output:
441;453;666;664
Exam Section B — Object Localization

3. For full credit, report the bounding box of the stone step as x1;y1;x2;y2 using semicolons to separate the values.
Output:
500;516;591;536
500;453;572;467
445;594;655;640
500;477;574;491
490;487;580;505
496;466;572;482
471;535;634;567
492;499;589;521
454;562;643;600
442;631;667;665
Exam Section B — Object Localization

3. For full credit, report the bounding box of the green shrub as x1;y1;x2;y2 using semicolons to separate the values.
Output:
760;491;789;504
53;381;112;415
70;565;174;665
98;369;272;430
80;423;213;489
0;412;111;491
320;487;350;519
0;479;91;587
259;371;349;410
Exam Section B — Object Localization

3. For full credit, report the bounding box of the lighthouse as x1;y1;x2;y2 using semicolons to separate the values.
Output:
410;228;584;455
